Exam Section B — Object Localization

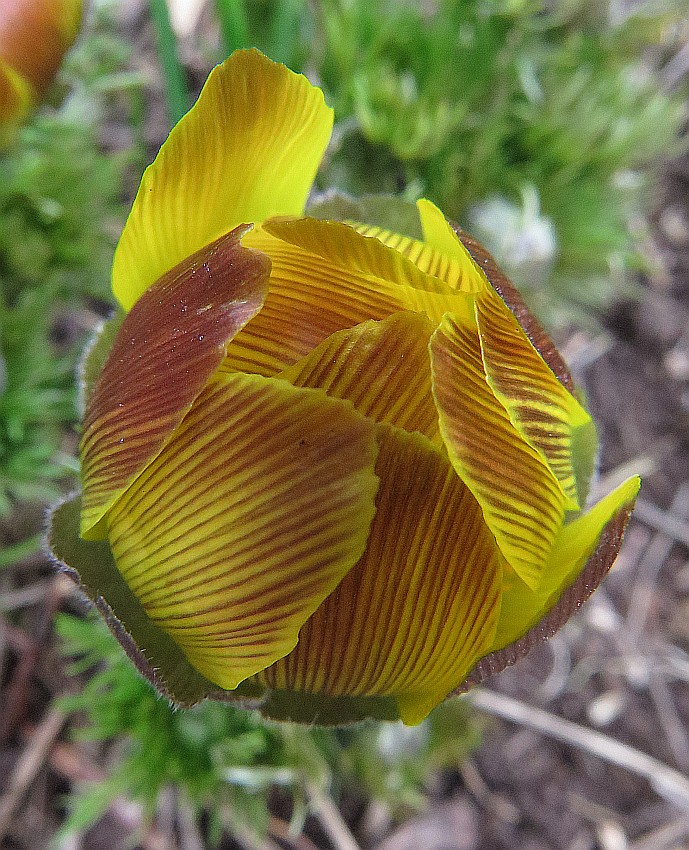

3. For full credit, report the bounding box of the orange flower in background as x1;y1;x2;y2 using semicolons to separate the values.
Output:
50;50;639;726
0;0;82;136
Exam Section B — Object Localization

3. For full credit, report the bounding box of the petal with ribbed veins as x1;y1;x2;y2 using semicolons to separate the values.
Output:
219;224;473;376
258;425;502;725
112;49;333;310
488;475;641;653
264;215;482;296
343;199;487;296
430;311;567;589
106;372;379;691
278;312;441;443
80;226;270;538
476;287;590;510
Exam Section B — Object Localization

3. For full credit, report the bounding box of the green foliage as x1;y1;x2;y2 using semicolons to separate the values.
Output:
230;0;687;321
149;0;191;123
57;613;480;841
221;0;315;69
0;6;137;521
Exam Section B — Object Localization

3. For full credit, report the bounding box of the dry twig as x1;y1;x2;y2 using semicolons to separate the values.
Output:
470;689;689;809
0;704;67;842
307;782;363;850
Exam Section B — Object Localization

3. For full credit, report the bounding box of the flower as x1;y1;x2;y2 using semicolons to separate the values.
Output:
0;0;82;140
50;49;639;726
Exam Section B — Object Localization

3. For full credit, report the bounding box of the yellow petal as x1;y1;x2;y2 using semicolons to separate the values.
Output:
448;221;577;393
278;312;441;443
219;220;474;376
430;311;567;589
106;372;379;690
344;199;486;294
112;49;333;310
488;475;641;653
264;215;481;297
476;286;591;509
416;198;475;259
80;226;270;538
258;425;502;725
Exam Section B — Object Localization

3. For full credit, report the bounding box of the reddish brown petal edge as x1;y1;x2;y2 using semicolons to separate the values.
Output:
80;224;270;534
453;224;575;394
453;498;635;694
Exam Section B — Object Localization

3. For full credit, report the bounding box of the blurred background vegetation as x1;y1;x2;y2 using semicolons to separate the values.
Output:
1;0;687;843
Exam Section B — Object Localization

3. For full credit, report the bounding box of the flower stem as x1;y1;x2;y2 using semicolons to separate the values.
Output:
149;0;189;125
268;0;304;65
216;0;250;55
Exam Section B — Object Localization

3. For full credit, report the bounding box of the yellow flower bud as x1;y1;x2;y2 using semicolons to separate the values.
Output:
50;50;639;726
0;0;82;136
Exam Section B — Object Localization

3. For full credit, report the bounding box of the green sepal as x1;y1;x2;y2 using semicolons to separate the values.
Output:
569;385;600;513
257;689;399;726
307;191;423;240
77;309;125;417
48;493;266;708
49;494;401;723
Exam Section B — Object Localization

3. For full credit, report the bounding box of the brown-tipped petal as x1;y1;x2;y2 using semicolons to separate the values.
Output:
456;475;640;692
258;425;502;726
278;312;441;443
106;372;379;691
451;223;575;393
430;312;567;589
476;287;591;509
218;224;473;377
80;225;270;538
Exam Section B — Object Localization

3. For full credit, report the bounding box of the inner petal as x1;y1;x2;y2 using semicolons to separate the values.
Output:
257;425;502;725
431;310;567;589
220;224;472;376
278;311;442;444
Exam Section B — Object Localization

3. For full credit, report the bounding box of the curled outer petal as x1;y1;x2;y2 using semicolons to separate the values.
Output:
416;199;591;503
430;310;568;590
112;49;333;311
80;225;270;537
105;372;380;690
